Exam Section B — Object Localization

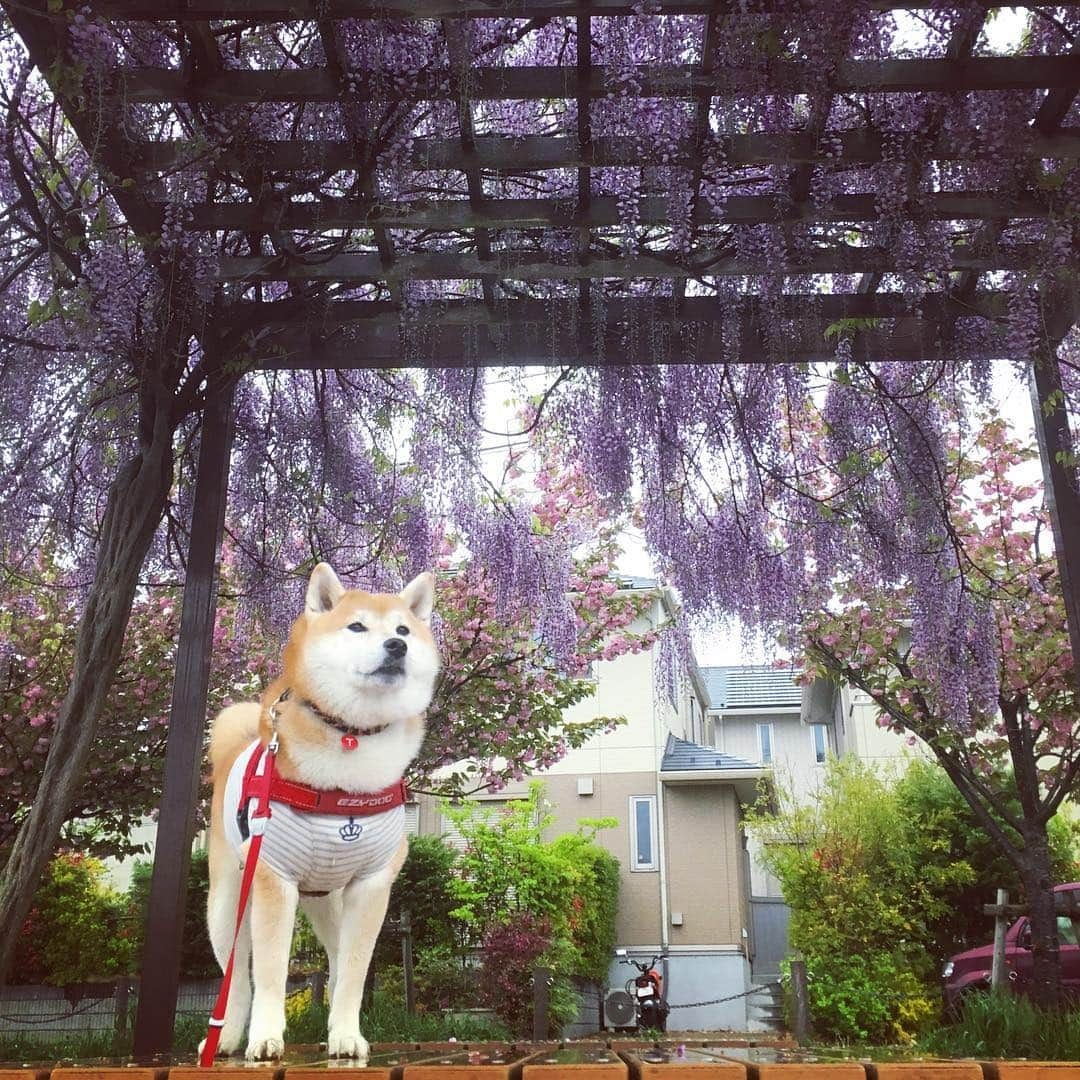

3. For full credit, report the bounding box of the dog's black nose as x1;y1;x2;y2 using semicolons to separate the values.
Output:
384;637;407;658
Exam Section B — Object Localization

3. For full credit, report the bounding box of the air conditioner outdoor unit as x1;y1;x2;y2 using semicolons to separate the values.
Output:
602;988;637;1030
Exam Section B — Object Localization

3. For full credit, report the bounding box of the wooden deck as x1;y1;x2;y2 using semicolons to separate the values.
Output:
0;1045;1077;1080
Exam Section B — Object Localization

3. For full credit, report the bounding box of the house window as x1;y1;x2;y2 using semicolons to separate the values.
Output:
758;723;774;765
630;795;658;872
404;802;420;836
812;724;828;764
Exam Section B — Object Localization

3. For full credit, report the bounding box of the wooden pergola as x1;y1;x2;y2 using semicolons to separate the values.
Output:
4;0;1080;1056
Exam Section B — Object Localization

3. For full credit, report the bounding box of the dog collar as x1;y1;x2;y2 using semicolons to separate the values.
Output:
273;688;391;751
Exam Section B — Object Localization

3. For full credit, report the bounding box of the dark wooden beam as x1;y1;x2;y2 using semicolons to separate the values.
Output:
87;0;1080;20
112;56;1080;104
132;378;235;1057
179;191;1052;232
217;242;1042;283
443;18;496;305
254;314;1005;369
236;289;1021;329
137;128;1080;174
1035;40;1080;134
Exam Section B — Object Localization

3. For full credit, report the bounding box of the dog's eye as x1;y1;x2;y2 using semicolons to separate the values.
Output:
396;625;410;636
347;622;368;633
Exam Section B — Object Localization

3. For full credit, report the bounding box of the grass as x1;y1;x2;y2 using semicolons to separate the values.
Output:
918;989;1080;1060
276;987;510;1048
0;990;509;1063
0;1029;126;1063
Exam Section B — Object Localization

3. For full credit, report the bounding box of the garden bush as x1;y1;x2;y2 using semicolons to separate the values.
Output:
747;757;966;1042
440;782;620;1034
374;833;463;970
126;848;217;978
749;755;1080;1044
411;944;475;1012
13;853;133;984
477;912;579;1036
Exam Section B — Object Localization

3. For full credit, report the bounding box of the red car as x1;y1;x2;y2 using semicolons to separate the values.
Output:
942;882;1080;1015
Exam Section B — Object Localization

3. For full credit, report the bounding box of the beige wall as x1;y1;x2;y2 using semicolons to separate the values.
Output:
836;686;924;767
662;783;746;949
541;771;663;947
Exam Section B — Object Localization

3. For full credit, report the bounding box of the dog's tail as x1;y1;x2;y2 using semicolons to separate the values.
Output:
208;701;262;779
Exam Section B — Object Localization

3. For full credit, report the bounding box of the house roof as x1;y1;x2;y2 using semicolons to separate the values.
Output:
660;733;759;773
700;665;802;711
617;574;659;591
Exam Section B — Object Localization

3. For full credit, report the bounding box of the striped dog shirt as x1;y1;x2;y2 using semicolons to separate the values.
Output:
224;740;405;894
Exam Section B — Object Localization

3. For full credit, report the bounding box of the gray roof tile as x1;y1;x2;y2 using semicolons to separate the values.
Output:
660;733;759;772
700;665;802;710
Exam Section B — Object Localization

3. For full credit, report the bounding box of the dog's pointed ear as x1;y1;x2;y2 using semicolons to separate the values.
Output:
401;572;435;622
306;563;345;614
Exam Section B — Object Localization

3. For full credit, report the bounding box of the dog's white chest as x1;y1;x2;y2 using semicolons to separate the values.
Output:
224;741;405;893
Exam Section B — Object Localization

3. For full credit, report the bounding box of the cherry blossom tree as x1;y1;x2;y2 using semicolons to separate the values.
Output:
795;417;1080;1008
1;461;661;857
0;561;271;861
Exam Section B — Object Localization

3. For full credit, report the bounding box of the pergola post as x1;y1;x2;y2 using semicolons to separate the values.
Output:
133;377;237;1058
1029;321;1080;679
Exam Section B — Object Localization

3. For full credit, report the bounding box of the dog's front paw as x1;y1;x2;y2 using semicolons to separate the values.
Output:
244;1035;285;1061
327;1029;369;1061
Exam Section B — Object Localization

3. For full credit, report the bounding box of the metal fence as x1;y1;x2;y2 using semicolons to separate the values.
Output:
0;978;312;1043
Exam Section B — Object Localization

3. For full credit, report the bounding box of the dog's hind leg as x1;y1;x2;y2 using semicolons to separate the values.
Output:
245;863;299;1061
326;837;408;1060
299;891;342;1007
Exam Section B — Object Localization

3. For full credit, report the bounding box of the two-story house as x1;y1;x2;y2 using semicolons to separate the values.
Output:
416;584;782;1032
415;624;918;1033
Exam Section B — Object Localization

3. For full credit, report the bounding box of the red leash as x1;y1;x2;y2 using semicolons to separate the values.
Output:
199;731;278;1068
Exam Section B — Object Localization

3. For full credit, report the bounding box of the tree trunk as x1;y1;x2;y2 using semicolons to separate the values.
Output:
0;409;173;984
1021;825;1061;1010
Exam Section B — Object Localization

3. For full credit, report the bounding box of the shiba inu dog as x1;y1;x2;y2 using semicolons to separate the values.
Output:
204;564;439;1062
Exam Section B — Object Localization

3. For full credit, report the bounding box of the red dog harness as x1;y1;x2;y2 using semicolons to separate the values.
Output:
237;745;407;817
200;698;407;1068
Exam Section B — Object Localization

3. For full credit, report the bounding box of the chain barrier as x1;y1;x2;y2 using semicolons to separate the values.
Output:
666;979;783;1010
0;997;105;1025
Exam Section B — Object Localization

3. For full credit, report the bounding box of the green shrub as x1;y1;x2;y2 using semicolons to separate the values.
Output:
550;829;620;985
13;853;133;984
746;756;965;1043
756;756;1080;1045
437;783;619;1032
412;944;474;1011
793;952;936;1044
442;783;618;972
126;849;217;978
290;909;326;973
375;834;463;969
